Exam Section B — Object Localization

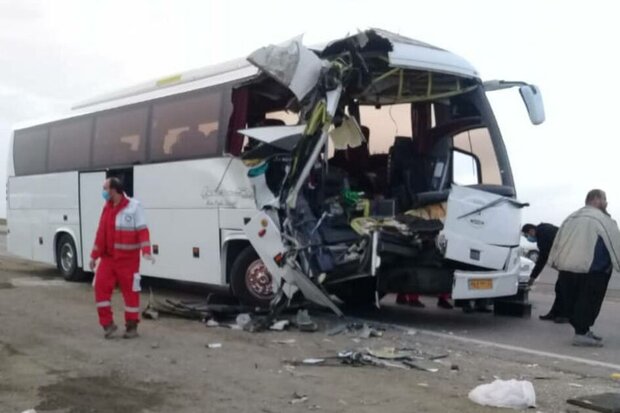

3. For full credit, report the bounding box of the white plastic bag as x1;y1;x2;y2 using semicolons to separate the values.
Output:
468;379;536;409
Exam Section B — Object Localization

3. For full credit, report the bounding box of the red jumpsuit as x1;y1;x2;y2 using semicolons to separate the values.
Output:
91;196;151;327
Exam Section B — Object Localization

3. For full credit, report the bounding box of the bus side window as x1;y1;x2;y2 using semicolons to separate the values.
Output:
150;91;224;162
13;127;48;176
93;105;148;167
48;118;92;172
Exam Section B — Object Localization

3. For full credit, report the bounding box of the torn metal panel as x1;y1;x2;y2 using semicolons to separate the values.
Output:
285;266;343;316
286;86;342;209
238;125;305;151
244;211;342;315
320;28;478;79
247;35;323;102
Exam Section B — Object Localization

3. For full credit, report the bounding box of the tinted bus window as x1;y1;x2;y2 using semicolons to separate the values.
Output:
150;91;223;162
48;118;92;172
13;127;48;176
94;106;148;167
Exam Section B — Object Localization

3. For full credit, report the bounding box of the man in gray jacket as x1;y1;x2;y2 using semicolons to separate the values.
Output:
549;189;620;347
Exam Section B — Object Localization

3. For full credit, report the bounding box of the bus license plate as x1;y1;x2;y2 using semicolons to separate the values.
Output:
469;279;493;290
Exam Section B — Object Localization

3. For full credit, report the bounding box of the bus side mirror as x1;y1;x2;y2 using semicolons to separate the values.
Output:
519;84;545;125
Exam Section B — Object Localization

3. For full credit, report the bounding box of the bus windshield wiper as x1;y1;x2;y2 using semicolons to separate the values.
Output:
458;198;529;220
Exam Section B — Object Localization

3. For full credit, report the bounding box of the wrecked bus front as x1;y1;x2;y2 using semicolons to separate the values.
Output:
241;29;542;313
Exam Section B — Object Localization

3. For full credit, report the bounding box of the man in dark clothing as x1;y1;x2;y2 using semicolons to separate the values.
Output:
549;189;620;347
521;223;563;322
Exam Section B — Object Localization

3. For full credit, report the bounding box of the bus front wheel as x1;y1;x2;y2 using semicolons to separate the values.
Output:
230;246;274;308
56;234;85;281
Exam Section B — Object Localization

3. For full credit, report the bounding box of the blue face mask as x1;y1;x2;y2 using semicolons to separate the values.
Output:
102;190;110;201
526;235;536;243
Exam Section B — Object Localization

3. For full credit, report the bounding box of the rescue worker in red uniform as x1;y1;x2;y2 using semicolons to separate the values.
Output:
89;177;154;339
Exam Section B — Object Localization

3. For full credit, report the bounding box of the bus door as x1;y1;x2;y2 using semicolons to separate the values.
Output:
79;171;107;269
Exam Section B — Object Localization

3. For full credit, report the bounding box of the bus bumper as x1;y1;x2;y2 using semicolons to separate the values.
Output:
451;259;520;300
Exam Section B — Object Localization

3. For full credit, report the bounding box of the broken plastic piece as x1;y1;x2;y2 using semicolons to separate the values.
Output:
290;392;309;405
206;343;222;349
302;358;325;365
468;379;536;409
270;319;290;331
329;117;364;150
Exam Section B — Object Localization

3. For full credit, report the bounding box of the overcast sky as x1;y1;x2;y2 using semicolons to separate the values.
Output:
0;0;617;225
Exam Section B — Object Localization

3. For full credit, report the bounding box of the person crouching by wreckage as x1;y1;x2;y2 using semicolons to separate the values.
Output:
549;189;620;347
89;177;154;339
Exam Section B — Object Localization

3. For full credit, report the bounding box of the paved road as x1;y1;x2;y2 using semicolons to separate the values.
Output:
2;232;620;369
368;266;620;368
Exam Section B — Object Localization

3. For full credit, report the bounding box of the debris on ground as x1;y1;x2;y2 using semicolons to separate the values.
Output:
290;392;309;405
366;347;413;360
142;307;159;320
295;310;318;332
270;320;290;331
272;339;296;345
235;313;252;329
206;343;222;349
205;319;219;327
359;323;383;339
567;392;620;412
468;379;536;409
327;322;385;338
402;360;439;373
302;358;326;365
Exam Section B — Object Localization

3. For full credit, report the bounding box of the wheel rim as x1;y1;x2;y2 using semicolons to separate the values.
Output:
60;243;74;273
245;259;274;299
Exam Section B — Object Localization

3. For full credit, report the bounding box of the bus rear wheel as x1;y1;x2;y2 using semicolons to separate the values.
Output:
56;235;85;281
230;246;275;308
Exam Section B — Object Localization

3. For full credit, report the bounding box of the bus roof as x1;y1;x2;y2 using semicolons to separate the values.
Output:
14;28;478;131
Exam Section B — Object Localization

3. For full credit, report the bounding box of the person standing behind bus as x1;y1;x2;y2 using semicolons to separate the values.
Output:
89;178;154;339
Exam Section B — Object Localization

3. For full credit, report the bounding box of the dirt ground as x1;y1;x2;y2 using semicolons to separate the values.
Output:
0;255;618;413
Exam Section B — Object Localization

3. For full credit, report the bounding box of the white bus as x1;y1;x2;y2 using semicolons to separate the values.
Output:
7;29;544;313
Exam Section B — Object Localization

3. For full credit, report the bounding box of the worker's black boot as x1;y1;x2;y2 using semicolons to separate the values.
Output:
103;323;118;339
123;320;139;339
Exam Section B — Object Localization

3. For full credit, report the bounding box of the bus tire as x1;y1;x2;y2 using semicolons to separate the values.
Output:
332;277;384;308
230;246;274;308
56;234;84;281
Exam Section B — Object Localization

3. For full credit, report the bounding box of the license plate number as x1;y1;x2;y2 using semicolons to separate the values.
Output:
468;279;493;290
